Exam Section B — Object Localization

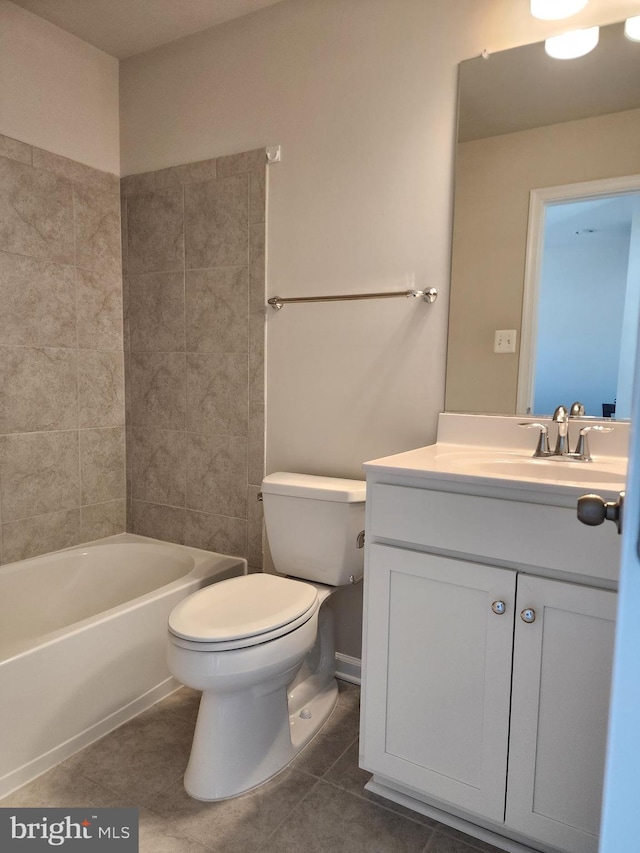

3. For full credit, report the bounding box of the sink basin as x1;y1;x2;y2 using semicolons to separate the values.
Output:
435;451;626;488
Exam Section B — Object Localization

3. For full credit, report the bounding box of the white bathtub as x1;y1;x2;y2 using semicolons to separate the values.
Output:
0;533;246;798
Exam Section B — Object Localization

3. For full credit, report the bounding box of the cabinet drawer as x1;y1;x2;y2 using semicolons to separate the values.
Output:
369;483;620;581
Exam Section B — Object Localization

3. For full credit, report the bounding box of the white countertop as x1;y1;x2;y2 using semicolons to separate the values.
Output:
363;414;628;499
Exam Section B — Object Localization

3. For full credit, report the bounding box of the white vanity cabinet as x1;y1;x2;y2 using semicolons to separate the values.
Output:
361;476;620;853
506;575;616;852
365;543;516;821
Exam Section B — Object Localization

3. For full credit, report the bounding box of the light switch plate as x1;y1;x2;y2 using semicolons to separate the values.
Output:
494;329;517;353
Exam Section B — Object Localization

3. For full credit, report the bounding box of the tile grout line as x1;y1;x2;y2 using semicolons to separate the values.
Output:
252;776;323;853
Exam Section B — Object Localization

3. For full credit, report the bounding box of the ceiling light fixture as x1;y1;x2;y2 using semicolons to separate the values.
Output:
625;15;640;42
545;25;599;59
530;0;588;21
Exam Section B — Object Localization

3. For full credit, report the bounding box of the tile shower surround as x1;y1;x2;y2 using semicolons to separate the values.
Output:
0;133;265;568
122;149;266;570
0;133;125;564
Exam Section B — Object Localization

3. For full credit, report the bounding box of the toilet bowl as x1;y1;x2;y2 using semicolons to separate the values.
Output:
167;472;366;801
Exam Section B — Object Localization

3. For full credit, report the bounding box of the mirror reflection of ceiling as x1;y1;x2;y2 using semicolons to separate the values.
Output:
458;21;640;143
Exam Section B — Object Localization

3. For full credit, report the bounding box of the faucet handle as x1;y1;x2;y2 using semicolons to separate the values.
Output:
518;422;550;457
580;425;613;434
574;424;614;461
570;401;585;418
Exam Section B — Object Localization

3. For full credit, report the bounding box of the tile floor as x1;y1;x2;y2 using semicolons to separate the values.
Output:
0;681;504;853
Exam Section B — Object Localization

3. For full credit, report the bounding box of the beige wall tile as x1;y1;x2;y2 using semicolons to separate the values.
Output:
249;315;265;404
0;252;76;348
121;172;156;196
186;433;247;517
74;181;122;277
156;158;217;190
0;136;125;562
78;350;125;428
123;148;264;564
0;156;74;263
130;352;186;430
216;149;265;226
249;170;266;226
77;268;123;350
129;271;185;352
184;174;249;269
122;275;131;352
247;485;264;571
249;222;266;315
0;346;78;434
80;427;126;505
0;134;32;165
216;149;264;178
33;148;119;192
81;499;126;541
185;266;247;353
186;353;248;436
127;188;184;274
131;427;186;507
120;195;128;275
0;431;79;521
131;500;185;544
185;510;247;558
248;403;265;487
2;509;81;564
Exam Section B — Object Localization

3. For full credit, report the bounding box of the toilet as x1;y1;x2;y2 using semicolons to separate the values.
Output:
167;472;366;801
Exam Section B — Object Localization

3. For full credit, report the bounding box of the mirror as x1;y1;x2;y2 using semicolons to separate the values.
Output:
445;20;640;419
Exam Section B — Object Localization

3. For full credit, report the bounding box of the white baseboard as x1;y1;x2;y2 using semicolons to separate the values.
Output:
334;653;361;685
365;777;543;853
0;678;180;801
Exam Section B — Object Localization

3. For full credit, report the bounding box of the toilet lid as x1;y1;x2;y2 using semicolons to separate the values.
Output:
168;573;319;644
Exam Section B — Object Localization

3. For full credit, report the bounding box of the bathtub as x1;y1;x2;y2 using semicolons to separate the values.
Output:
0;533;246;798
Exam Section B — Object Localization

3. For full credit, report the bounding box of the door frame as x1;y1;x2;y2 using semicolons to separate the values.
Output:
516;173;640;415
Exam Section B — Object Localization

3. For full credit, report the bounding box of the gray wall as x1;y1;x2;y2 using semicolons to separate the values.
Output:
0;133;125;564
122;149;266;570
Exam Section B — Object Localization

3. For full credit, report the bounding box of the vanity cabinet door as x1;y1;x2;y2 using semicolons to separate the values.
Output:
362;543;516;822
506;575;617;853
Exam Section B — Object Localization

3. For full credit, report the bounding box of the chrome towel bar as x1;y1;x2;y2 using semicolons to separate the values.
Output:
267;288;437;310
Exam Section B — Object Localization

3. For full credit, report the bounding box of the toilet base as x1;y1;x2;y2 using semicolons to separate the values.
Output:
182;597;339;801
288;675;339;752
184;675;339;802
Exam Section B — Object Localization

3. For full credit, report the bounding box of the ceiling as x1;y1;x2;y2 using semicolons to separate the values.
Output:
9;0;286;59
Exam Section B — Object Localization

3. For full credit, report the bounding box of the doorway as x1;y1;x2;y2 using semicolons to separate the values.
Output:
516;175;640;418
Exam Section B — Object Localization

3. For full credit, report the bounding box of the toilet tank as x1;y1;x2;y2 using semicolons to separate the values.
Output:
261;473;366;586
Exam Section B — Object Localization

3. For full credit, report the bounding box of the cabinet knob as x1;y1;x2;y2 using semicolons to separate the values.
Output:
491;600;506;615
577;492;624;534
520;608;536;624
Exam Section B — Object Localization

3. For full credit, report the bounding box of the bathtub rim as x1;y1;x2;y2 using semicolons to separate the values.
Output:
0;533;248;665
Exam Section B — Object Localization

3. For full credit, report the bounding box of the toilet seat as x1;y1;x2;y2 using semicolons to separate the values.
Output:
168;573;319;652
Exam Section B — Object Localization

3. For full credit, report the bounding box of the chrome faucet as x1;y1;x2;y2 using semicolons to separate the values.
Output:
552;405;570;456
519;402;613;461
